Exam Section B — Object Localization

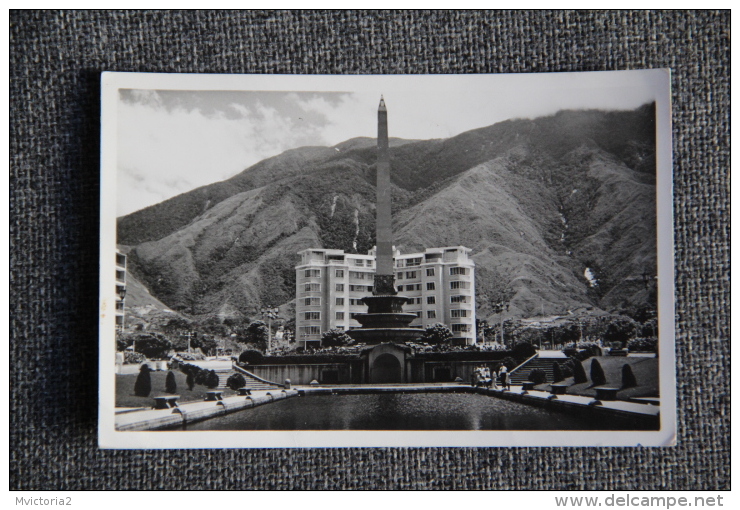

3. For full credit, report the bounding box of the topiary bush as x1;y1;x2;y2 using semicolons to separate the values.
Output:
571;358;587;384
134;364;152;397
528;368;547;385
165;371;177;394
186;371;195;391
226;373;247;390
500;356;518;371
552;362;564;383
321;328;354;347
206;370;220;389
590;358;607;386
239;349;264;365
622;363;638;388
560;362;574;379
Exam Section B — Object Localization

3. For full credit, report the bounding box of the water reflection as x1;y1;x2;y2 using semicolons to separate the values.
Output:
184;393;624;431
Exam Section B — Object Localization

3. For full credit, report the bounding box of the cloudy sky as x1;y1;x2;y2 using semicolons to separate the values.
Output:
116;72;662;216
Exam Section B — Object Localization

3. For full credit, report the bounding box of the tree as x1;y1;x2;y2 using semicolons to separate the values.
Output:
244;320;269;351
512;341;537;361
321;328;353;348
165;371;177;394
238;350;264;365
604;315;638;346
422;323;453;344
134;364;152;397
590;358;606;386
226;373;247;391
131;333;173;359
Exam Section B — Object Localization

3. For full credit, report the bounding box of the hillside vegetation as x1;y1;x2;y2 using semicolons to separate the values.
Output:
118;104;657;322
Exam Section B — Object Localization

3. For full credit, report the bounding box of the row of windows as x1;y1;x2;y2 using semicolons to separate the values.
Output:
304;269;321;278
349;271;367;279
299;326;321;336
452;324;471;333
306;295;470;306
395;267;470;279
305;311;320;320
306;265;468;279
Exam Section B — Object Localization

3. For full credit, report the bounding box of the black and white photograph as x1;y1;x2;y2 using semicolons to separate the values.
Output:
99;71;674;448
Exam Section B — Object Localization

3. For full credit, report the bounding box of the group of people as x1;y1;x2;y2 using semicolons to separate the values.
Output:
472;365;510;390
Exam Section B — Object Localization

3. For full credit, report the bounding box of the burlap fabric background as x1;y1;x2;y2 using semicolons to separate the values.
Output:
10;10;730;490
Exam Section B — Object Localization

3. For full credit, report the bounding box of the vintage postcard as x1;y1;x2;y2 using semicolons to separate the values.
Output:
99;70;675;448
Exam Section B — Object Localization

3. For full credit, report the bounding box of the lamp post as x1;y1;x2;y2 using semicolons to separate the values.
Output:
116;285;127;331
261;307;280;353
181;331;195;354
491;300;510;348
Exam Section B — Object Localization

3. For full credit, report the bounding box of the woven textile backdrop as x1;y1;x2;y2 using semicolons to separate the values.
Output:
10;10;730;490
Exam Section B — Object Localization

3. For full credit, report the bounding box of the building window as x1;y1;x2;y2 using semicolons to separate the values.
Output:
304;311;320;320
427;296;436;305
350;284;370;292
349;271;366;279
452;324;471;333
335;269;344;278
300;326;321;336
336;312;345;320
366;260;373;267
335;297;344;306
305;269;321;278
305;283;320;292
450;267;469;276
397;272;404;279
450;281;471;290
397;285;403;292
415;297;422;304
350;312;362;320
427;310;436;319
427;282;435;291
406;257;422;267
349;298;362;306
305;297;320;306
426;268;435;277
450;295;468;303
336;283;345;292
406;271;417;279
354;259;364;266
451;309;468;318
414;311;422;318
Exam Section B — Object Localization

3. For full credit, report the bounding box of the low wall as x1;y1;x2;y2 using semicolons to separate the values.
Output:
407;359;506;384
250;362;365;385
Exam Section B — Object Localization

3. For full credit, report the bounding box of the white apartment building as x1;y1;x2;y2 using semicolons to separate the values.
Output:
115;249;127;330
295;246;476;348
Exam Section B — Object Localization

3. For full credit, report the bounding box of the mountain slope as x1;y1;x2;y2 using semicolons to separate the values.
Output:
118;104;657;321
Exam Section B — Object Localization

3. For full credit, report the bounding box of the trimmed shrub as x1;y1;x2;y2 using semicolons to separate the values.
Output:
512;341;537;361
321;328;353;348
552;362;564;383
528;368;547;385
186;372;195;391
571;358;588;384
195;369;220;388
627;337;658;353
124;351;146;364
422;323;453;344
165;371;177;394
622;364;638;388
226;373;247;390
590;358;607;386
560;362;574;379
239;350;264;365
134;364;152;397
500;357;518;371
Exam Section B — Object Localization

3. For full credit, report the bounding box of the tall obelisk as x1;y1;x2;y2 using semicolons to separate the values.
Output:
347;97;419;345
374;96;396;295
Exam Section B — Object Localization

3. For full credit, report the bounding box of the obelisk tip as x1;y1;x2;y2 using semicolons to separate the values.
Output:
378;95;386;111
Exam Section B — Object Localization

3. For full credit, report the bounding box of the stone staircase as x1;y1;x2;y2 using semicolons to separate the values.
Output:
230;365;284;391
508;355;561;385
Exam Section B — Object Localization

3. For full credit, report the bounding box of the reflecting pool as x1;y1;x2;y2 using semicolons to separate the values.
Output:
184;392;643;431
